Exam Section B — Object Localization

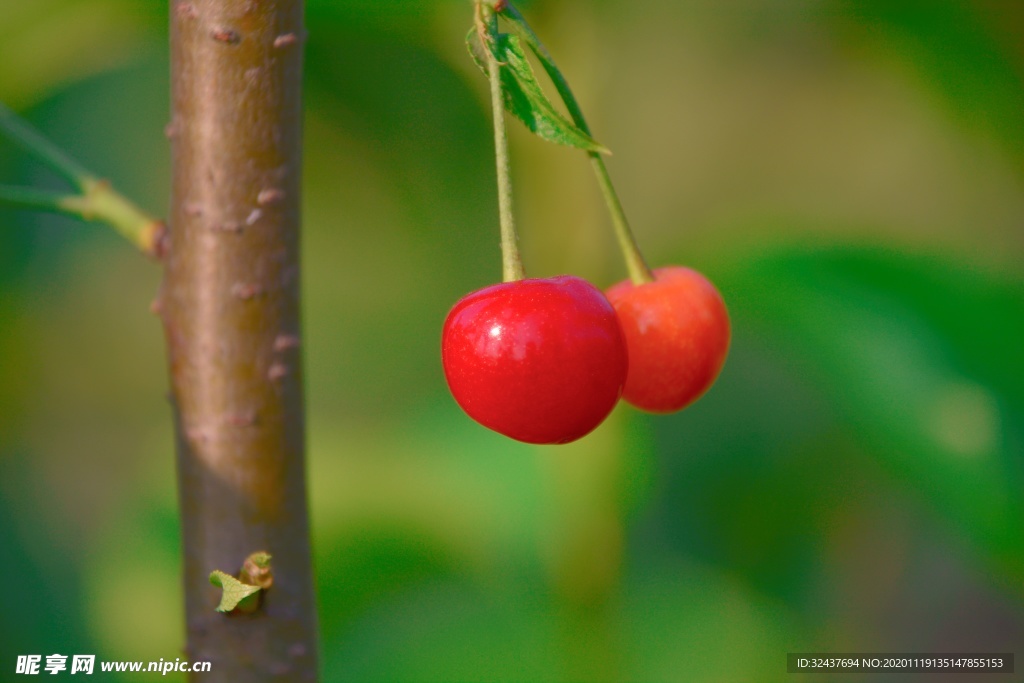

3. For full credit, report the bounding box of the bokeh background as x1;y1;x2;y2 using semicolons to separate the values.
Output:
1;0;1023;681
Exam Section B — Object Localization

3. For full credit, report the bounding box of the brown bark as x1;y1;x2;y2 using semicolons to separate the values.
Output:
163;1;317;680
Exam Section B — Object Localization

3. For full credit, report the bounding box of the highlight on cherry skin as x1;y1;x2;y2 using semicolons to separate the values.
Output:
442;275;628;445
605;266;730;413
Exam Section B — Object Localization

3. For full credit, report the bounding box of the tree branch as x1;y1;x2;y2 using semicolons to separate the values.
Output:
163;1;317;680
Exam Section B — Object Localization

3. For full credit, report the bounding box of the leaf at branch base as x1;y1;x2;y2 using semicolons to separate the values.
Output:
209;570;262;613
466;28;609;154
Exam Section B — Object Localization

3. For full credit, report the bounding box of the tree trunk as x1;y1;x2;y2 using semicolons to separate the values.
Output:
162;1;317;680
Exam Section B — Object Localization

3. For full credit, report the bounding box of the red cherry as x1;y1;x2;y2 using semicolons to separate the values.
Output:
605;266;730;413
442;275;628;444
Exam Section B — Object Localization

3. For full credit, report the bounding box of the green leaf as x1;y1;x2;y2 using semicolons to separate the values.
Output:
830;2;1024;170
209;570;261;613
466;28;608;154
719;245;1024;589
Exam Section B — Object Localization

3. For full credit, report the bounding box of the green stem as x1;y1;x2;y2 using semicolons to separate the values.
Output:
589;158;652;284
0;180;165;258
0;102;165;258
0;185;76;214
0;101;95;191
499;2;654;285
479;2;525;282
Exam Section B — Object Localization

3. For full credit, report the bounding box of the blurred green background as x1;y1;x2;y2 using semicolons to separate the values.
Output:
1;0;1023;681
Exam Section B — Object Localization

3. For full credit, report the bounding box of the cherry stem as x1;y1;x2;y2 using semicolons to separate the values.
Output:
498;2;654;285
477;2;525;283
0;101;164;258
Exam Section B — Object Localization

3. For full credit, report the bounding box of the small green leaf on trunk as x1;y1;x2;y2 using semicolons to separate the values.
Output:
209;570;262;613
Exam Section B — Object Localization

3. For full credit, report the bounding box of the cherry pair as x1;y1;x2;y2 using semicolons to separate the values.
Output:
446;0;730;443
442;266;730;444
